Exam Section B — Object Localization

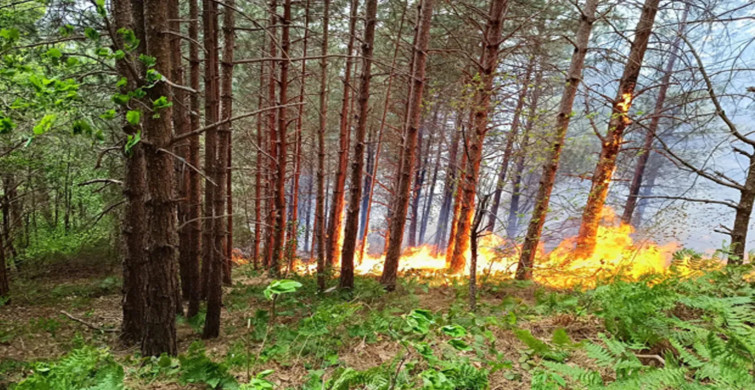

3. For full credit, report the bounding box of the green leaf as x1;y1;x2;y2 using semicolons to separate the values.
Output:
72;119;93;135
100;109;117;120
33;114;56;135
0;28;20;42
440;324;467;338
0;116;15;134
152;96;173;110
59;25;74;37
449;338;472;351
126;110;141;125
116;77;128;88
551;328;573;347
263;279;302;300
125;131;141;154
84;27;100;41
66;57;79;67
46;48;62;59
139;54;157;68
112;93;130;105
406;309;434;335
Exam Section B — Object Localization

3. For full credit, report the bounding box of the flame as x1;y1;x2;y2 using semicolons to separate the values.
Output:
616;92;633;126
262;207;728;289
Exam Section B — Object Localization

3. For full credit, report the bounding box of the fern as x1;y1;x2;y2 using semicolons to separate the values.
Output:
13;346;124;390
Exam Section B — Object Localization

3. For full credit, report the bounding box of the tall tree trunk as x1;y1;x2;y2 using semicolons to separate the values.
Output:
486;59;534;232
168;0;186;317
339;0;378;290
326;0;359;268
200;0;220;299
141;0;178;356
359;126;376;243
420;120;443;244
574;0;660;258
448;0;509;275
264;0;278;272
0;228;8;303
222;0;236;286
516;0;598;280
254;38;266;269
358;1;407;263
622;6;688;224
288;0;311;255
315;0;329;290
114;0;146;345
203;0;235;339
731;159;755;263
270;0;291;277
408;125;425;247
507;68;543;239
380;0;435;291
434;113;462;252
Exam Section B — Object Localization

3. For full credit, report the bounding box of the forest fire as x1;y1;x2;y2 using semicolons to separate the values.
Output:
278;208;698;289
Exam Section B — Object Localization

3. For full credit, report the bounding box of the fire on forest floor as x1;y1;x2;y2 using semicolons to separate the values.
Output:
236;207;723;289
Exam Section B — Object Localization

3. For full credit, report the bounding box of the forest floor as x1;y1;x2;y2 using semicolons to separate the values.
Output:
1;254;753;389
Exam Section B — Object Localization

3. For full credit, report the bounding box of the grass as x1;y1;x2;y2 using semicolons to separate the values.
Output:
0;256;753;389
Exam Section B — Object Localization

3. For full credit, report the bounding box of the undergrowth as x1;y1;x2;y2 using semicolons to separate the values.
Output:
3;261;754;389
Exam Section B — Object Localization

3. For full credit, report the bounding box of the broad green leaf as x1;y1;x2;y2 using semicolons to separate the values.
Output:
263;279;302;300
440;324;467;338
46;48;62;59
33;114;56;135
126;110;141;125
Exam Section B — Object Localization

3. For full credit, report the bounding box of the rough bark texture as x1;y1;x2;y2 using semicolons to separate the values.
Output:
270;0;291;277
200;0;220;298
434;114;462;252
574;0;660;258
326;0;359;268
516;0;598;280
486;59;534;232
731;163;755;263
288;0;311;256
315;0;329;290
507;68;543;239
254;36;266;270
357;2;407;263
141;0;178;356
264;0;278;272
340;0;378;290
622;7;687;224
380;0;435;291
448;0;509;274
203;0;235;339
0;229;8;302
168;0;186;317
114;0;146;345
185;0;202;318
408;126;425;247
420;126;443;244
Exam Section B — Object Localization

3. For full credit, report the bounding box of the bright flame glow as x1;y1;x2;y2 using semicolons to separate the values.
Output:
248;207;727;289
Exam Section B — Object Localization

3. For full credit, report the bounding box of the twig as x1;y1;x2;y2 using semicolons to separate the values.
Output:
60;310;117;333
635;354;665;366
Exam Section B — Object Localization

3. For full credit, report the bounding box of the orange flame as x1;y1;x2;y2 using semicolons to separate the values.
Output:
262;207;726;289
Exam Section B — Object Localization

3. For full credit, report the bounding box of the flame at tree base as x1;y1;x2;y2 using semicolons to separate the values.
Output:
244;208;727;289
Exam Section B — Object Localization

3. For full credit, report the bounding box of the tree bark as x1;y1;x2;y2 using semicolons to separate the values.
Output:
113;0;146;345
141;0;178;356
448;0;509;275
315;0;329;290
380;0;435;291
288;0;311;256
507;68;543;239
326;0;359;268
253;36;266;270
408;125;425;247
203;0;235;339
340;0;378;290
358;1;407;263
270;0;292;277
434;113;462;253
486;59;534;232
420;121;443;244
200;0;220;299
185;0;202;319
516;0;598;280
622;6;688;224
574;0;660;258
0;227;8;303
168;0;186;317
